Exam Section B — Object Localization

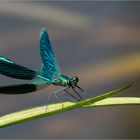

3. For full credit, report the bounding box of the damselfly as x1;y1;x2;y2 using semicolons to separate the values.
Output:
0;28;87;103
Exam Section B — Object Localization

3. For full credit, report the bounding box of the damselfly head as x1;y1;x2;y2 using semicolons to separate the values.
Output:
67;77;79;87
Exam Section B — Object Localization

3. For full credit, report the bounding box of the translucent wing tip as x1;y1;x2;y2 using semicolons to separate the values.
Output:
41;27;46;32
40;28;48;35
40;28;49;40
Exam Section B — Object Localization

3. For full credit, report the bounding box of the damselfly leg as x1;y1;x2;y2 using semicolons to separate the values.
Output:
64;88;80;101
45;87;68;112
45;85;88;112
72;87;83;100
74;85;90;100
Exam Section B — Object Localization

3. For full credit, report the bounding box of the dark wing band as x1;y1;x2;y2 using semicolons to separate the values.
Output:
0;56;37;80
0;81;49;94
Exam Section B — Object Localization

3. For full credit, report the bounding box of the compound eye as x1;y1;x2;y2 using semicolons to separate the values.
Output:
75;77;79;82
72;77;79;86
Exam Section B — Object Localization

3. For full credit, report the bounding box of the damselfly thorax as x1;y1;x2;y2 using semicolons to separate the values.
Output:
53;74;79;87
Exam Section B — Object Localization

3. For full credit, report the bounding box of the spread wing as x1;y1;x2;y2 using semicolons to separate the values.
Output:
0;56;37;80
0;81;49;94
40;28;61;81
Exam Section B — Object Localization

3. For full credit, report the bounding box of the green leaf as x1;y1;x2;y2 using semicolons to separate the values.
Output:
84;97;140;107
0;84;133;128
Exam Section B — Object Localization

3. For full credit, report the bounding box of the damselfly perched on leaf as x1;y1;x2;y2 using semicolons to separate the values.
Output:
0;28;87;102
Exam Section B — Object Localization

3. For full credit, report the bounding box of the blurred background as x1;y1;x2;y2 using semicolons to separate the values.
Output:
0;1;140;139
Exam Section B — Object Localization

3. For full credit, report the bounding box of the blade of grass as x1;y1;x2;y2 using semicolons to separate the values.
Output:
0;83;132;128
84;97;140;107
